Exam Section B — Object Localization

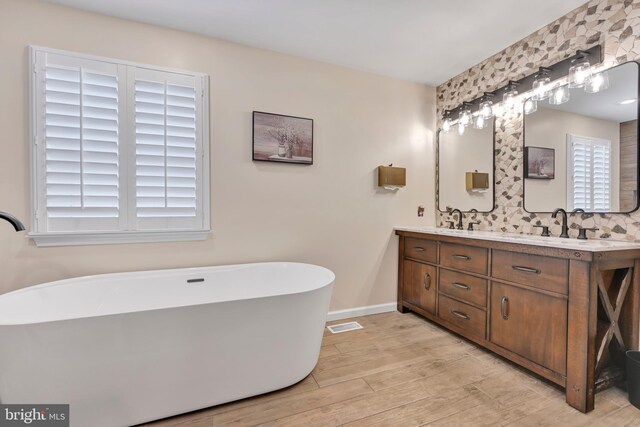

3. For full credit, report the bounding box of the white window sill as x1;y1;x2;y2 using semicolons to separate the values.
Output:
29;230;211;247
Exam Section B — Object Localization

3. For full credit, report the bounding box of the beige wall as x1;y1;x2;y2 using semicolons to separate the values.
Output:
0;0;436;311
525;107;620;212
438;123;494;212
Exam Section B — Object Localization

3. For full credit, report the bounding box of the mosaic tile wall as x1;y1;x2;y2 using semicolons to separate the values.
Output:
436;0;640;241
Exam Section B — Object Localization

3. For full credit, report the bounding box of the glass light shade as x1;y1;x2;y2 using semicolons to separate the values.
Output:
457;121;466;136
503;88;518;109
549;84;570;105
479;99;494;119
442;117;452;133
459;107;472;126
523;98;537;115
473;113;487;129
531;75;551;101
585;71;609;93
568;58;592;88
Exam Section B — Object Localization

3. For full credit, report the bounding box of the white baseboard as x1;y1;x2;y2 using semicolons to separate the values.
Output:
326;302;397;322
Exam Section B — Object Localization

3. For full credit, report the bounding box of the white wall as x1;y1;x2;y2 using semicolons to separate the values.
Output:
0;0;436;312
438;123;494;211
524;107;620;212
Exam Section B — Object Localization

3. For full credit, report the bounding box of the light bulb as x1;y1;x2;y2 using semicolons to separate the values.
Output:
524;98;537;115
473;113;486;129
585;71;609;93
532;68;551;101
479;99;493;119
459;106;472;126
442;117;452;133
549;84;570;105
457;122;466;136
568;55;592;88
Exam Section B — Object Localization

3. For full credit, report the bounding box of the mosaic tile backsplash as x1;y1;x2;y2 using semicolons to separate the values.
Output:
436;0;640;241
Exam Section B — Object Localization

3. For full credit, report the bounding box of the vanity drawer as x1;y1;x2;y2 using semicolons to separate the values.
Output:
439;269;487;307
438;294;486;340
440;243;488;275
404;238;437;263
492;250;568;295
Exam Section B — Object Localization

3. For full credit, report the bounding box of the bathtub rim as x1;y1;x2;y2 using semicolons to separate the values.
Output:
0;262;335;327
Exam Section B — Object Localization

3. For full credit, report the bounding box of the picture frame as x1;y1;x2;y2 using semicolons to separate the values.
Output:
252;111;314;165
524;146;555;179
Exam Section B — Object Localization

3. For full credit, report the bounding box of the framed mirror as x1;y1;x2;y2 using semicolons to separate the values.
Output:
523;61;639;213
437;119;495;212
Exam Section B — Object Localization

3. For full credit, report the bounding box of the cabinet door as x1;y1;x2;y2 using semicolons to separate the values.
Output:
490;282;567;375
403;260;436;315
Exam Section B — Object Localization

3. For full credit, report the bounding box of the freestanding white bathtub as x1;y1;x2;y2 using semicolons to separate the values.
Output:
0;262;334;427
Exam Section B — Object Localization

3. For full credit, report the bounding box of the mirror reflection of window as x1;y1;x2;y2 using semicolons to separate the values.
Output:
523;62;638;213
567;135;611;212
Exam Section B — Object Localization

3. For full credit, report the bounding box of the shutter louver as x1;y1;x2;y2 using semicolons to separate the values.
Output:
135;78;198;219
44;62;120;222
569;136;611;212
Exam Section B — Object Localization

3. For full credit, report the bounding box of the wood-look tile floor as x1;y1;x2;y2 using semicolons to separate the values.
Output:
144;312;640;427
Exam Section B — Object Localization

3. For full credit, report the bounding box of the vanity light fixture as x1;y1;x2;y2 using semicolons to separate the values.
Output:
479;92;495;119
531;67;552;101
620;99;637;105
585;70;610;93
442;110;452;133
568;50;592;88
458;102;472;127
549;84;570;105
523;98;537;115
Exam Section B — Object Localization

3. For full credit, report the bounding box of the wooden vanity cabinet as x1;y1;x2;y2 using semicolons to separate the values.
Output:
396;229;640;414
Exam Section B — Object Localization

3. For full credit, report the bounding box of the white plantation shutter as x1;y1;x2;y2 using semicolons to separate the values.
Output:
131;68;204;230
35;52;125;232
31;47;209;245
567;135;611;211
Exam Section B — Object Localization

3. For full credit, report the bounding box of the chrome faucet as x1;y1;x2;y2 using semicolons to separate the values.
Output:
551;208;569;238
450;208;464;230
0;211;25;232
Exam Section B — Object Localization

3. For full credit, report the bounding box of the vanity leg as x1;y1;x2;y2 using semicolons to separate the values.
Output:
620;259;640;351
565;260;597;413
397;236;406;313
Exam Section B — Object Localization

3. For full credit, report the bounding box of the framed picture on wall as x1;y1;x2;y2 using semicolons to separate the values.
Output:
252;111;314;165
524;146;555;179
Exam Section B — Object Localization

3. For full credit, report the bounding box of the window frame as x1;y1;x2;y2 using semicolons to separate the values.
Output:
28;46;210;247
566;133;612;212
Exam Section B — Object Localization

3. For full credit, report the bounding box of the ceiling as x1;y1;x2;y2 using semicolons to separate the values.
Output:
43;0;589;86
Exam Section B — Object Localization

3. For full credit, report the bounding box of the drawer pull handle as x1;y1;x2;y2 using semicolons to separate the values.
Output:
500;296;509;320
452;254;471;260
451;310;470;320
413;246;426;252
424;273;431;290
512;265;540;274
452;282;470;291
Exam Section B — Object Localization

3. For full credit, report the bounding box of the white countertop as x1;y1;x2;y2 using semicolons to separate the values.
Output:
394;226;640;252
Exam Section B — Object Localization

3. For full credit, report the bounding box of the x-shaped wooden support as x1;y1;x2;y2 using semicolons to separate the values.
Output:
595;267;633;377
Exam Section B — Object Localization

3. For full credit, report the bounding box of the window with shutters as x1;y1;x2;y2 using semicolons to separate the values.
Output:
567;134;611;212
30;47;210;246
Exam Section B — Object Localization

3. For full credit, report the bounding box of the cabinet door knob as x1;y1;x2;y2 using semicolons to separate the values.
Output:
452;254;471;260
452;282;470;291
424;273;431;290
500;296;509;320
413;246;426;252
451;310;470;320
